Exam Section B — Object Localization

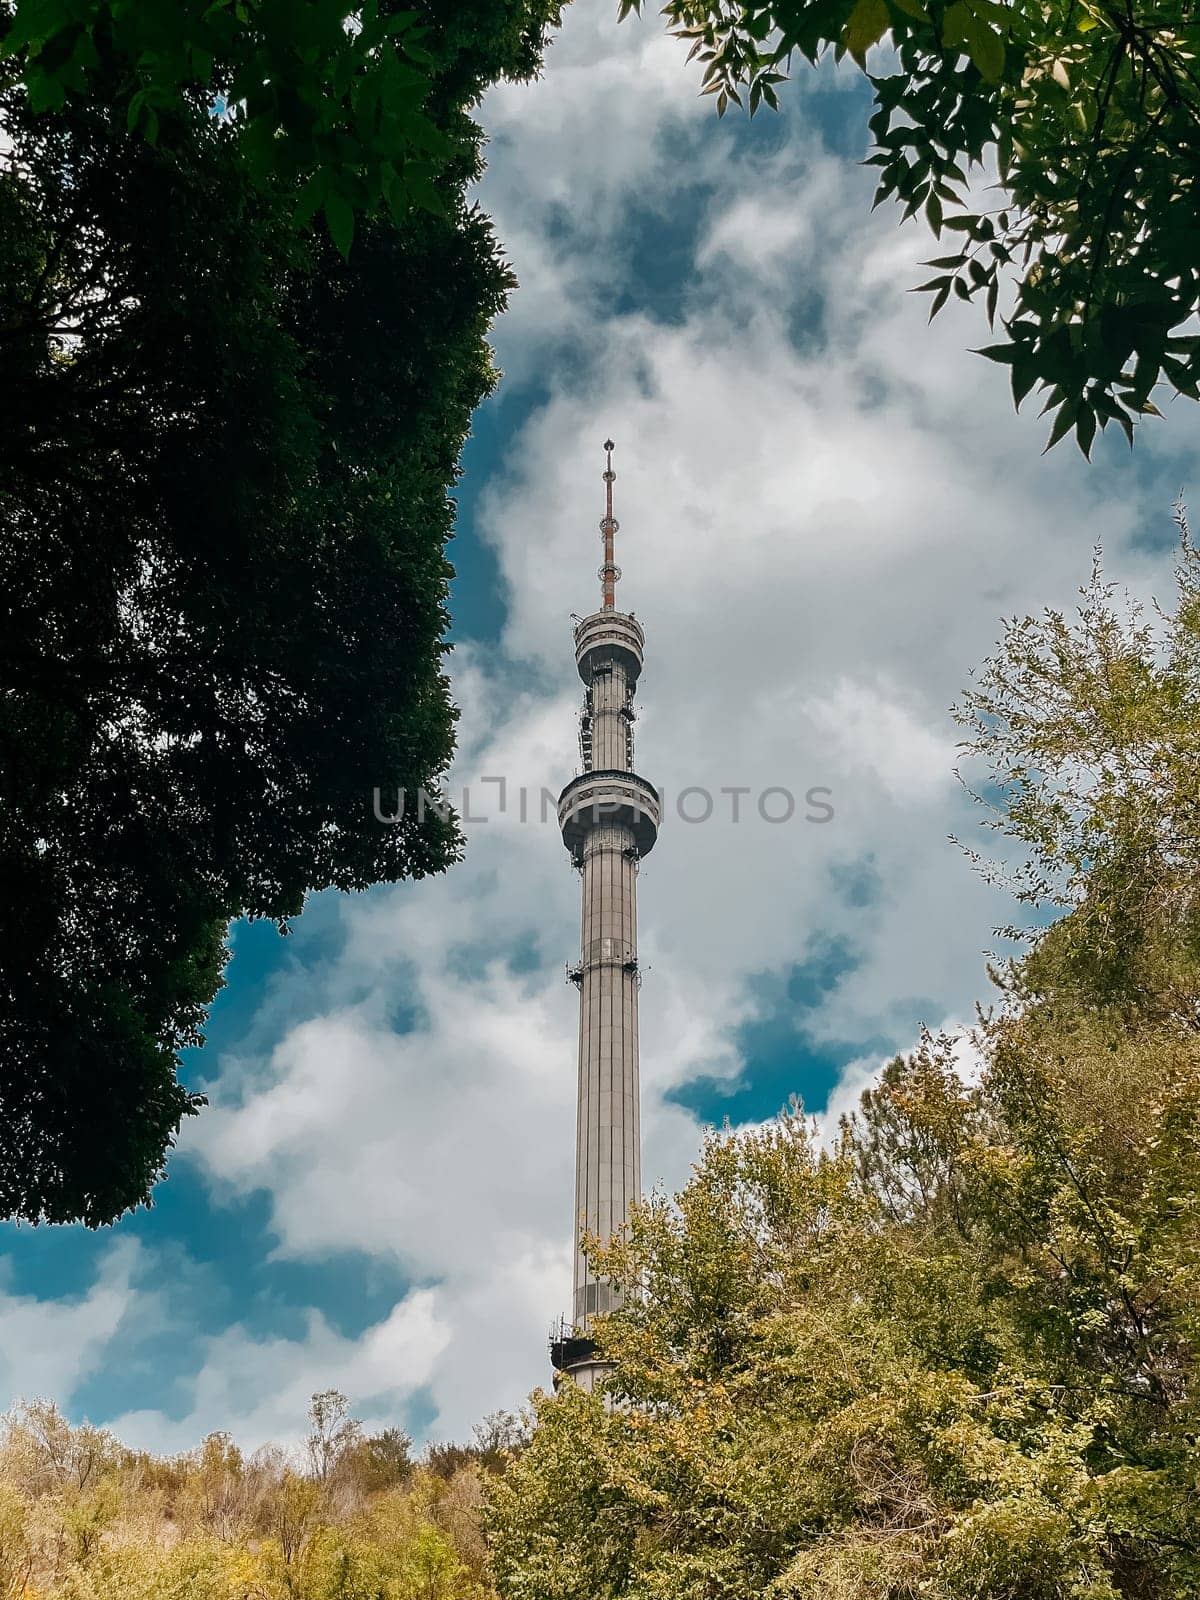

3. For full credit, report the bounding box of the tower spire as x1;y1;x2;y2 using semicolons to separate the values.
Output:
600;438;619;610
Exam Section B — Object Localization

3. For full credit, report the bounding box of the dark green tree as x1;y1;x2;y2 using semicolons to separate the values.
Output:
1;0;460;249
0;0;559;1226
625;0;1200;454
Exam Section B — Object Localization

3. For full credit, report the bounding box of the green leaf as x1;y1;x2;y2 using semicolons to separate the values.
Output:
1075;405;1096;459
967;21;1004;82
293;170;328;229
401;113;454;161
405;164;446;218
2;0;71;55
845;0;890;63
941;0;970;47
1012;359;1039;408
324;187;355;257
1043;400;1078;452
380;161;408;225
25;65;65;112
1163;356;1200;401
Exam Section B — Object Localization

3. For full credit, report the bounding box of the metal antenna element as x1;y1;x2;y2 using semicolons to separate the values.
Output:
599;437;620;609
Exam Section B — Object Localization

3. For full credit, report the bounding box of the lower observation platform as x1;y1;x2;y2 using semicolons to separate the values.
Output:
550;1330;597;1371
549;1325;613;1394
558;769;660;858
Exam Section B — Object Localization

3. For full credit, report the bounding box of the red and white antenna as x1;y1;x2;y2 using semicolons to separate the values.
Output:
599;438;620;609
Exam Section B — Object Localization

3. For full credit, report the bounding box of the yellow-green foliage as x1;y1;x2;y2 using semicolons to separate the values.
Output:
487;534;1200;1600
0;1399;494;1600
490;1019;1200;1600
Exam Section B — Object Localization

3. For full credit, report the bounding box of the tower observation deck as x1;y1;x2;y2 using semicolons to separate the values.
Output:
551;441;659;1392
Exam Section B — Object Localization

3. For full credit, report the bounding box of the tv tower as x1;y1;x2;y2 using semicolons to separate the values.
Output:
551;441;660;1391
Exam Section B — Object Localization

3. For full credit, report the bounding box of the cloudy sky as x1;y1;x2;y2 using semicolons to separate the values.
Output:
1;3;1194;1454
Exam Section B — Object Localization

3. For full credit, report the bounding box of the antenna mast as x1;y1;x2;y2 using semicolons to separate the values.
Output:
599;438;619;609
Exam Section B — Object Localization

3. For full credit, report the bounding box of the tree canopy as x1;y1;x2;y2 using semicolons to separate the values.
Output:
624;0;1200;456
0;0;558;1226
0;0;539;250
488;521;1200;1599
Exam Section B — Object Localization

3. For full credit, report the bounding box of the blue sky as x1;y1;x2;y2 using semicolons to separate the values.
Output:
1;4;1194;1453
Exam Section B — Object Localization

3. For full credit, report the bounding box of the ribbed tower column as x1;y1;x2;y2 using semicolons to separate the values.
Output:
551;442;659;1392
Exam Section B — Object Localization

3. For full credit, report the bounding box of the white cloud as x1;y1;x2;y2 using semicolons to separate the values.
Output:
800;679;957;804
0;1240;152;1408
111;1290;448;1456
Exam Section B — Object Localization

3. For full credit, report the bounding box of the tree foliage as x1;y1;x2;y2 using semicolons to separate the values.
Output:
955;501;1200;1015
0;1394;511;1599
623;0;1200;455
0;0;559;248
0;1;557;1227
488;522;1200;1599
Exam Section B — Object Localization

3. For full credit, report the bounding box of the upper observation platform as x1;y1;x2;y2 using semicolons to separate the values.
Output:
573;610;645;686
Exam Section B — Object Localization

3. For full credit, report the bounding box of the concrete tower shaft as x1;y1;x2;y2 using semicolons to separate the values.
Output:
572;819;641;1326
552;442;658;1390
590;660;632;771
